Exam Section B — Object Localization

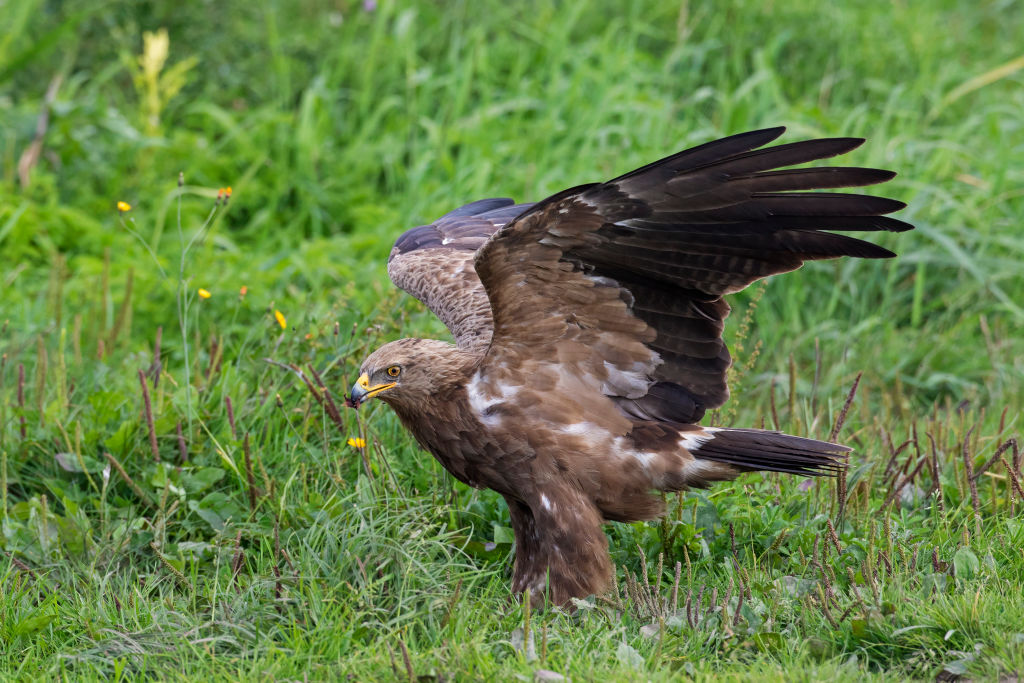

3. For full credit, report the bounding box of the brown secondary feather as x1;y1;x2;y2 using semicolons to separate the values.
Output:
351;127;911;607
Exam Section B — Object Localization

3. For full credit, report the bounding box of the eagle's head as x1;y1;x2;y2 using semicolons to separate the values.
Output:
348;338;468;409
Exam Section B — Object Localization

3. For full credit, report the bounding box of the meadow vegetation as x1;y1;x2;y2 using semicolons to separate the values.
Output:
1;0;1023;679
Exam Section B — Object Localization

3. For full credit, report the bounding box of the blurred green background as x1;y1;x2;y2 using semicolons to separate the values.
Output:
1;0;1023;679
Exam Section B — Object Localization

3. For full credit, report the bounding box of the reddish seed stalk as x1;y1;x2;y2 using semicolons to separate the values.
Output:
830;373;861;524
17;363;26;438
883;438;912;482
881;456;928;510
308;364;345;431
230;530;244;589
1014;441;1022;515
829;372;862;443
398;639;414;682
926;432;946;514
1000;455;1024;503
961;426;981;539
205;335;223;384
225;396;237;440
138;369;159;463
272;518;282;609
971;438;1016;482
243;433;257;512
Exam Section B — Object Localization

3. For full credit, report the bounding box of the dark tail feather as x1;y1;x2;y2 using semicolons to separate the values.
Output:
693;428;848;476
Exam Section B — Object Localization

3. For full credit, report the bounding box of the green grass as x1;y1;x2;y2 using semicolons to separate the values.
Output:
2;0;1023;679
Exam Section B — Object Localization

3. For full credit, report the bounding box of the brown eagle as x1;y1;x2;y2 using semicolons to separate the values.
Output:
347;127;911;606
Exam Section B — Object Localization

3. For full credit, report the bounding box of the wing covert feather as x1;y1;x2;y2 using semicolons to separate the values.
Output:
386;199;533;351
473;127;911;413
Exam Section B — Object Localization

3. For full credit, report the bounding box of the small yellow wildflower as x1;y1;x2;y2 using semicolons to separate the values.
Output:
239;285;248;298
347;437;366;448
198;288;212;299
117;201;132;212
274;310;287;329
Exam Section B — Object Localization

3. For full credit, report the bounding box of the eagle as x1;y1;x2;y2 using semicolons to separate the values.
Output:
347;127;911;606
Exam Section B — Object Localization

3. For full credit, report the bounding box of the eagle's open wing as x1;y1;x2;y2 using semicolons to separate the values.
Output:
473;127;912;420
387;198;534;352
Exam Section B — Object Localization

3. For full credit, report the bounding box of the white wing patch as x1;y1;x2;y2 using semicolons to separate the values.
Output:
676;457;722;481
679;427;718;452
631;449;659;470
466;370;519;427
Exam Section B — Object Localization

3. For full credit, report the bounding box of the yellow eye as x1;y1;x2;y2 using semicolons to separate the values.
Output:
386;366;401;378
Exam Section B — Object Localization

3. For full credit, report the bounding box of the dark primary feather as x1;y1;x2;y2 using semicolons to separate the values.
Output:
475;127;912;410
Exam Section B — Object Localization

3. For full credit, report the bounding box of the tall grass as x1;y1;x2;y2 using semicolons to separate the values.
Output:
1;0;1022;678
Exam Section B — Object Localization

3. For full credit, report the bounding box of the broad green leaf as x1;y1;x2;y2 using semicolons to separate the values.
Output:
615;642;643;671
13;613;56;637
492;524;514;545
953;547;980;580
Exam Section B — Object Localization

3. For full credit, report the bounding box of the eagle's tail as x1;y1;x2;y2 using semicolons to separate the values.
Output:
690;427;848;477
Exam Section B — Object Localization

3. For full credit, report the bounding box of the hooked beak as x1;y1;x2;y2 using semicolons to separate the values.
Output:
348;372;395;408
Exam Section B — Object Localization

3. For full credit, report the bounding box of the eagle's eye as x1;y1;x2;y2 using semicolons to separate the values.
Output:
386;365;402;378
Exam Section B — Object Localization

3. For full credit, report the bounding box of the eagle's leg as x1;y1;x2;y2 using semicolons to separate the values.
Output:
503;487;612;607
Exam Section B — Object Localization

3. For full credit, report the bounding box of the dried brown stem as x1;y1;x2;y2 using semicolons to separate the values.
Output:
138;370;159;462
225;396;237;440
826;518;843;555
1001;455;1024;502
971;438;1016;482
829;372;862;443
398;639;415;682
244;432;257;512
230;531;244;588
17;363;26;438
961;426;982;539
104;452;155;507
926;432;946;514
309;364;345;430
881;456;928;510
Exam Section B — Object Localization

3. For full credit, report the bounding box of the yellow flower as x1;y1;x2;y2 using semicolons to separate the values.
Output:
347;437;366;448
198;288;212;299
274;310;287;329
117;201;132;212
239;285;248;298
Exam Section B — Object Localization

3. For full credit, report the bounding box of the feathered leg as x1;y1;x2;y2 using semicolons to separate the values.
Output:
504;486;612;607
